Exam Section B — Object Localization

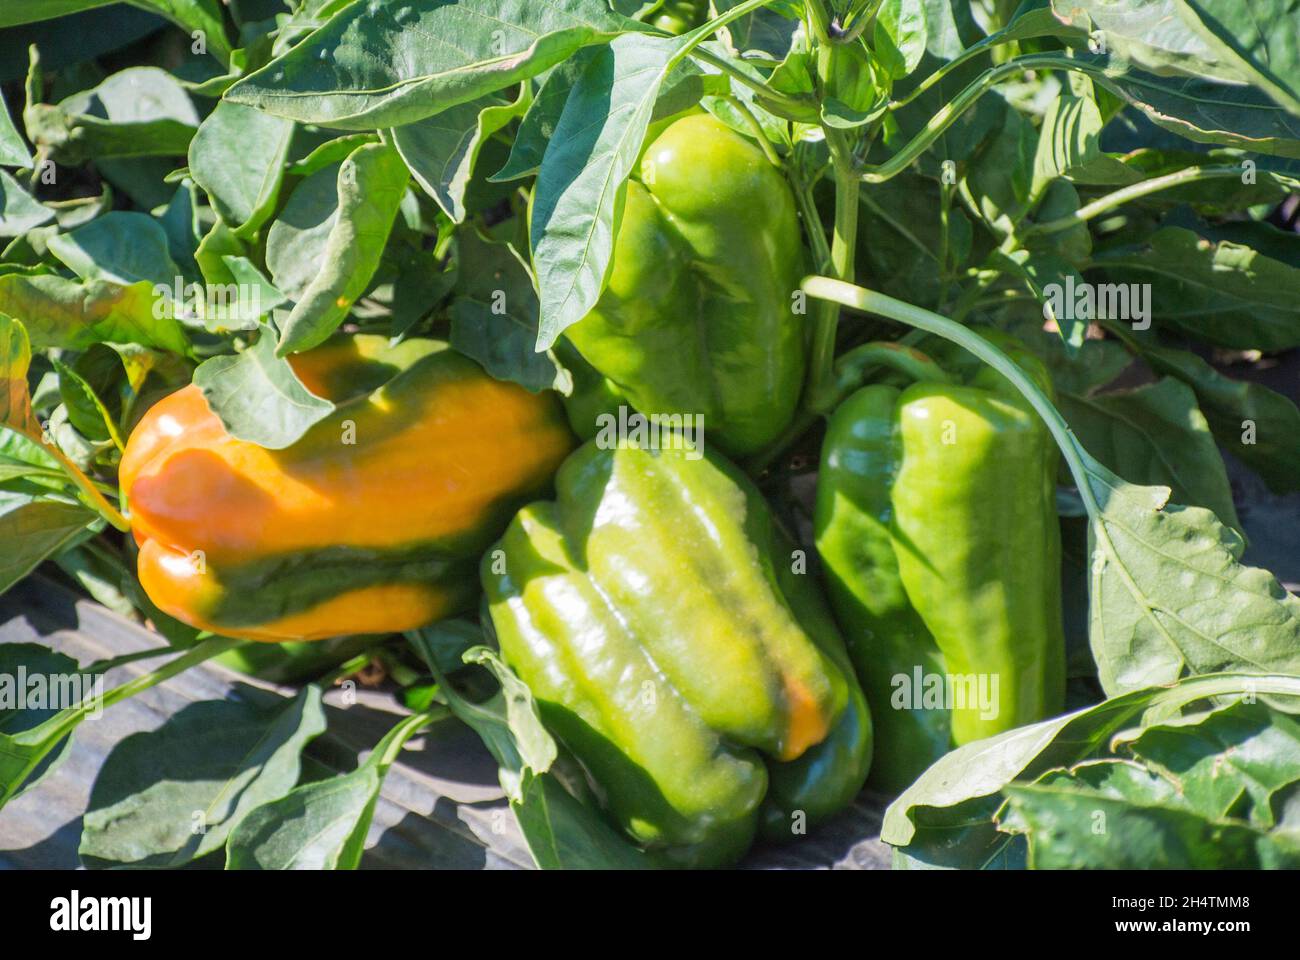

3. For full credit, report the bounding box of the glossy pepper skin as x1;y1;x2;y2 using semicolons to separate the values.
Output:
483;442;872;867
561;113;806;458
650;0;707;34
121;336;573;642
814;336;1065;792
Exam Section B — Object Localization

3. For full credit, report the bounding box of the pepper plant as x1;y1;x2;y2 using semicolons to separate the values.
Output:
0;0;1299;870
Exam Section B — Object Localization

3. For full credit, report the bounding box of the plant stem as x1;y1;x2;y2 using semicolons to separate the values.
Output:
373;706;450;771
689;47;817;120
789;164;833;273
802;275;1100;517
1022;165;1248;236
805;0;834;45
834;340;954;389
889;25;1018;109
861;53;1076;183
724;95;781;166
804;129;861;414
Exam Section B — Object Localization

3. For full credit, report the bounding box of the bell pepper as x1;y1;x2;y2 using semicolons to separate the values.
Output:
482;441;872;867
560;112;806;458
650;0;707;34
121;335;574;642
813;336;1065;792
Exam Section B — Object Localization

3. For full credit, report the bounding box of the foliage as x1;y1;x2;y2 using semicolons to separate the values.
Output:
0;0;1297;870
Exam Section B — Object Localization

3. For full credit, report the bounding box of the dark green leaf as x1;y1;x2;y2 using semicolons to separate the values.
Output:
390;92;525;222
0;88;33;169
1059;376;1242;533
1136;342;1300;495
46;212;180;288
1083;456;1300;695
188;100;295;237
0;490;95;595
0;170;52;237
192;326;334;449
225;0;631;129
1092;225;1300;351
26;65;200;165
79;686;327;867
269;142;409;354
0;273;190;354
532;32;679;349
450;229;568;392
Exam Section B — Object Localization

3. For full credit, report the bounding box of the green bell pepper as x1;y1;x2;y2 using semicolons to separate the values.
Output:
482;441;872;867
561;112;807;458
650;0;708;34
813;335;1065;792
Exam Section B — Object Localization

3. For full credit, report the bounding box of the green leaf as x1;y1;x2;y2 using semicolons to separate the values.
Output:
225;707;436;870
882;673;1300;863
225;0;631;130
390;92;526;222
52;356;124;449
1053;0;1300;118
1092;226;1300;351
532;32;679;350
79;686;327;868
991;248;1088;348
966;104;1036;231
0;88;33;170
1135;342;1300;495
1083;455;1300;695
1175;0;1300;119
492;50;599;184
0;490;96;595
1032;92;1138;191
512;770;651;869
225;762;382;869
1059;377;1242;534
194;218;246;287
875;0;928;79
285;133;378;177
1051;0;1243;84
1120;703;1300;825
1074;52;1300;159
1;2;234;65
0;311;122;527
0;273;190;354
269;142;409;355
25;65;200;165
449;229;569;392
46;212;181;288
408;630;649;868
158;180;204;281
192;326;334;449
0;170;52;237
188;100;295;238
0;644;84;801
0;637;237;812
1000;764;1288;868
1;312;47;441
221;255;287;318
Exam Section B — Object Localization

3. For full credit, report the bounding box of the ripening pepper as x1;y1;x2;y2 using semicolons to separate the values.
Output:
120;335;574;642
482;441;872;868
560;112;806;458
813;336;1065;792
